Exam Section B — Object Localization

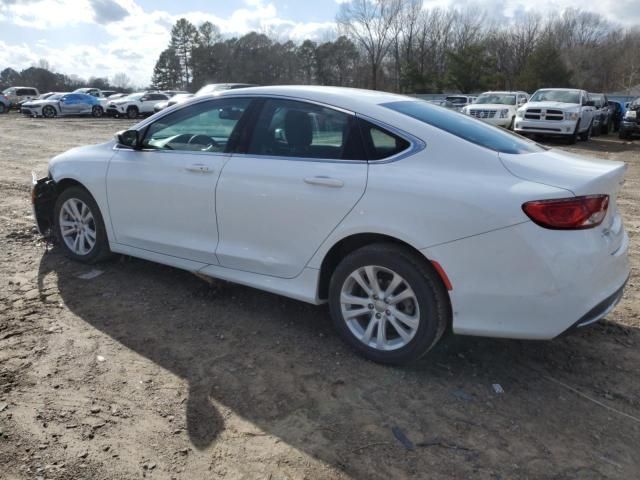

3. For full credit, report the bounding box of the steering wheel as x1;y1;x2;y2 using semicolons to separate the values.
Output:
188;134;218;150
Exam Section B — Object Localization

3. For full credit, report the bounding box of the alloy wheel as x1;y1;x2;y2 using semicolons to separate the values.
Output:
58;198;97;256
43;106;56;118
340;265;420;351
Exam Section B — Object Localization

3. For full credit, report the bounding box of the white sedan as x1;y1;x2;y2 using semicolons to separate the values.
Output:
32;86;629;364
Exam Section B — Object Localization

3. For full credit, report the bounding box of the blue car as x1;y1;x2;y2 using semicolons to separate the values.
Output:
20;93;104;118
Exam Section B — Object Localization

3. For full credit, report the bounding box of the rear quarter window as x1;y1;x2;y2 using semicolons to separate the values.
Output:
382;100;546;154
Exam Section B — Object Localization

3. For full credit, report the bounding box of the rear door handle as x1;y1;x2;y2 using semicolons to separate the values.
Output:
185;164;213;174
304;176;344;188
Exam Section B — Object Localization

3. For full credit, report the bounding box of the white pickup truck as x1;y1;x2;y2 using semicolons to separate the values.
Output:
514;88;596;143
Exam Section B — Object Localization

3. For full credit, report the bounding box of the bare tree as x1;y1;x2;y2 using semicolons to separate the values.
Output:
111;72;131;90
337;0;403;89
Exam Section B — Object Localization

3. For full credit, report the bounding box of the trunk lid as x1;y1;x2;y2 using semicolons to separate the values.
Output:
499;149;626;197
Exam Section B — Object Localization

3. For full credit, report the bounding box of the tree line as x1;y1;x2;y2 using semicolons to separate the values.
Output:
153;1;640;94
0;60;132;94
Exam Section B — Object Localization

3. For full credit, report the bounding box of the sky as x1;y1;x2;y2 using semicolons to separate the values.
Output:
1;0;639;88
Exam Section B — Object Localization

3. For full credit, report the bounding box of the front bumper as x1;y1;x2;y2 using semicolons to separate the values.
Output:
21;106;41;117
620;121;640;135
466;114;511;128
514;118;577;136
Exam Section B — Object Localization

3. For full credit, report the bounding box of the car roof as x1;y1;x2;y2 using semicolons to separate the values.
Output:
218;85;411;114
536;88;581;92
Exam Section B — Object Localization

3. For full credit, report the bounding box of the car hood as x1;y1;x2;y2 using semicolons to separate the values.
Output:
23;99;55;107
524;101;580;110
499;149;626;197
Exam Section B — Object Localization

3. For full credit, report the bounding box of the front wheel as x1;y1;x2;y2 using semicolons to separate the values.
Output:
92;105;104;118
126;106;138;119
329;244;450;365
54;186;111;263
42;105;57;118
579;120;592;141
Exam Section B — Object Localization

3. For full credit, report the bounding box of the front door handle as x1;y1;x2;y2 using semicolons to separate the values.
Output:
185;164;213;174
303;176;344;188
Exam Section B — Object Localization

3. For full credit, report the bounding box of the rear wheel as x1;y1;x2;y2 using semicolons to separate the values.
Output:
126;106;138;119
329;244;450;365
92;105;103;118
508;117;515;130
42;105;57;118
602;119;610;135
54;186;111;263
0;103;5;114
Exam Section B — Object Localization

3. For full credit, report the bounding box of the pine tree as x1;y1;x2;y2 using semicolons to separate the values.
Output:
169;18;199;89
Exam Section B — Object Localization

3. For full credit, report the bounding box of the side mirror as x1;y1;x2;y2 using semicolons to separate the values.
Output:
585;100;595;107
116;129;140;149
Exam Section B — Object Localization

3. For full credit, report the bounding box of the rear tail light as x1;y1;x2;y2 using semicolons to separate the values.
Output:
522;195;609;230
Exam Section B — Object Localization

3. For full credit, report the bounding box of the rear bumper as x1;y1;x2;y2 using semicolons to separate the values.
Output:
514;118;577;136
425;219;630;340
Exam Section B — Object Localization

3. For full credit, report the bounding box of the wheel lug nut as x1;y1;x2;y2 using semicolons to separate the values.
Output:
373;295;378;300
375;313;381;319
385;310;391;315
368;304;374;310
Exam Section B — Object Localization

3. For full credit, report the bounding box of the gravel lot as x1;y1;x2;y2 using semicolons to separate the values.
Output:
1;112;639;479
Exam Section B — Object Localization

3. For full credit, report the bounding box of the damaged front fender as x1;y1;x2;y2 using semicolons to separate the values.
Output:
31;172;57;237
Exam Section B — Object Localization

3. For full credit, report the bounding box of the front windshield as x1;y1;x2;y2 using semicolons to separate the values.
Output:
196;85;221;95
475;94;516;105
125;93;143;101
47;94;63;101
530;90;580;104
383;100;546;154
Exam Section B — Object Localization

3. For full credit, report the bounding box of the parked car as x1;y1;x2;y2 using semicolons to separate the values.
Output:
444;95;476;111
106;92;170;118
31;86;629;365
21;93;104;118
154;93;194;113
0;92;10;113
2;86;39;108
589;93;612;135
101;90;117;98
607;100;626;132
619;97;640;140
461;91;528;129
195;83;255;97
514;88;595;143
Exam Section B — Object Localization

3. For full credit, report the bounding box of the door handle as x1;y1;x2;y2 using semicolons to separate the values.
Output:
303;176;344;188
185;164;213;174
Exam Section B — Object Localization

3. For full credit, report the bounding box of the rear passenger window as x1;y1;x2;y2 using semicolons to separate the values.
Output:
247;99;365;160
359;120;410;160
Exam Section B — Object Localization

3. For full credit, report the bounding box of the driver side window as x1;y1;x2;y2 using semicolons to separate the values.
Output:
142;98;251;153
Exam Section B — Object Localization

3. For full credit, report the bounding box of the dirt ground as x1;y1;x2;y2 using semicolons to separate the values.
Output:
0;111;639;480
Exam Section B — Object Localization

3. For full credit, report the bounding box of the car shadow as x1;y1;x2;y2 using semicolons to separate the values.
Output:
36;249;640;477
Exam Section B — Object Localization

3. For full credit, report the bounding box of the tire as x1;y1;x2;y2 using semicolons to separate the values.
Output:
567;120;580;144
92;106;104;118
619;129;630;140
126;106;138;119
508;117;515;130
579;120;592;141
42;105;57;118
328;243;450;365
602;119;610;135
0;103;5;114
54;186;111;264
